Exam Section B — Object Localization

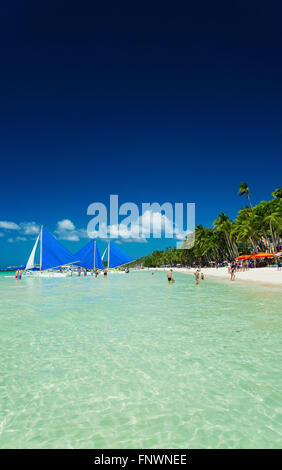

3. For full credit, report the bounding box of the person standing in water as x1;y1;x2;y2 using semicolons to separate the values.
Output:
167;269;174;285
230;262;236;281
15;270;19;280
201;272;204;280
103;267;108;277
95;267;99;278
194;269;200;286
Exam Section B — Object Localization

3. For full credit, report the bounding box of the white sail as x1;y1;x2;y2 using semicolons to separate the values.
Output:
101;246;107;261
26;235;39;270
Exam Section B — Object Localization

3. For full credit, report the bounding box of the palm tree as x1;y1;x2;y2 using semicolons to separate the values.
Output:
238;182;252;208
253;201;272;250
263;200;282;252
232;208;260;252
213;213;238;259
272;188;282;199
136;187;281;267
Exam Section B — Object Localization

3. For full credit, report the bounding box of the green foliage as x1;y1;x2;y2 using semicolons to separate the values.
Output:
272;188;282;199
132;187;282;267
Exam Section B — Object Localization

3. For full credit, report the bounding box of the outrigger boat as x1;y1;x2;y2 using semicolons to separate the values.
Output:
23;229;135;277
24;226;78;277
73;240;135;274
73;239;104;274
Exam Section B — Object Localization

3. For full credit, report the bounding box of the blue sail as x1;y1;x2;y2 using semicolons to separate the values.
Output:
74;240;104;270
41;228;78;270
108;241;135;268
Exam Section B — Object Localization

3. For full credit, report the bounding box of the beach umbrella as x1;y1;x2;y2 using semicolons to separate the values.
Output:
253;252;274;258
236;254;252;260
274;251;282;257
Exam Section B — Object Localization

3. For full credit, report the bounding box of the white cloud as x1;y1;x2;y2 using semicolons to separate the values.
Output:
0;219;85;243
139;210;174;237
55;219;87;242
88;209;184;242
57;219;75;231
138;210;189;241
0;221;20;230
20;222;40;235
0;211;189;247
5;235;28;242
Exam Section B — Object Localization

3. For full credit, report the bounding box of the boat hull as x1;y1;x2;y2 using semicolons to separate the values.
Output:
24;271;69;278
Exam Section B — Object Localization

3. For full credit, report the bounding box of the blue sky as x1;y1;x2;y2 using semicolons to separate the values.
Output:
0;1;281;267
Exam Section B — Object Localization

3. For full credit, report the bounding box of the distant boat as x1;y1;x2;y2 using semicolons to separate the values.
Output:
24;226;78;277
74;240;104;271
23;230;135;277
103;241;135;269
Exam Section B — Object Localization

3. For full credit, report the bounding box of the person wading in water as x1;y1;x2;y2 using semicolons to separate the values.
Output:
167;269;174;285
194;269;200;286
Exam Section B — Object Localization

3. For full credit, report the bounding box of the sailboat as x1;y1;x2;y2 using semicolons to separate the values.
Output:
24;226;78;277
103;241;135;271
73;240;104;273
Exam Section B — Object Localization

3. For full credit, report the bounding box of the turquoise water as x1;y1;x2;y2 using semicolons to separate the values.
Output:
0;270;281;448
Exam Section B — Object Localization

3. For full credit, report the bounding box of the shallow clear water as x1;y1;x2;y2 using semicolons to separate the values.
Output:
0;270;281;448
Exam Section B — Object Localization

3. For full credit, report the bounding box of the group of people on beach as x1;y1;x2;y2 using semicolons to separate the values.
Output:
228;260;252;273
227;257;281;281
166;268;204;286
228;259;264;281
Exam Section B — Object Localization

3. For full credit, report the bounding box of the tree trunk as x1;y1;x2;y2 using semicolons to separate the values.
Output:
269;222;277;251
249;237;256;251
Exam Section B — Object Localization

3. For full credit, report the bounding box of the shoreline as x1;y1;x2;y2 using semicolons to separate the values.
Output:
143;266;282;288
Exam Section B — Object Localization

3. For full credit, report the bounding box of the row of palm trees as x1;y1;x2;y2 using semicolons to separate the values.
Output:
135;184;282;267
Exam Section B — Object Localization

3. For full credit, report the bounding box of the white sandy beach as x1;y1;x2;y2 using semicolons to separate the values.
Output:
146;266;282;287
